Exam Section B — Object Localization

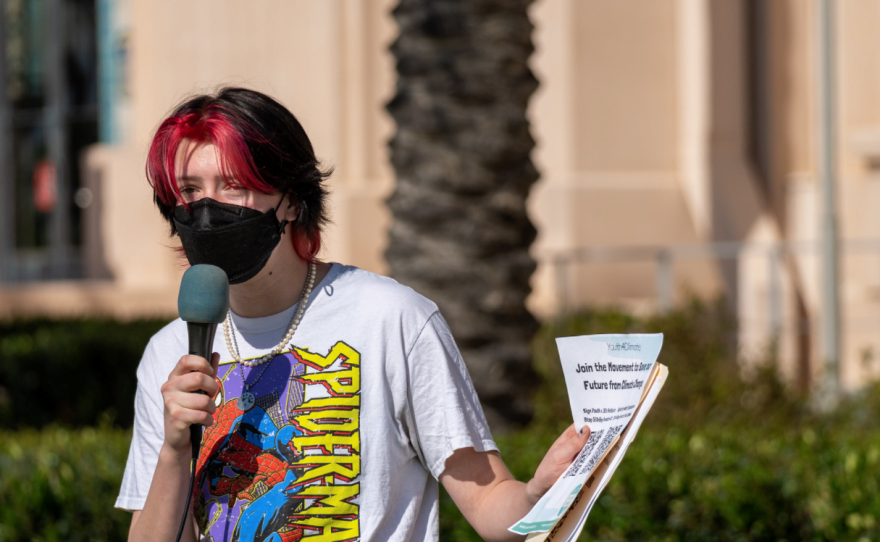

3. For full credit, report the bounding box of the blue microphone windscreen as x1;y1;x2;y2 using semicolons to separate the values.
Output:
178;264;230;324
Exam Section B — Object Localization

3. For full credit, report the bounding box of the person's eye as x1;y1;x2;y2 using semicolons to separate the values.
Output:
177;185;199;202
222;184;250;202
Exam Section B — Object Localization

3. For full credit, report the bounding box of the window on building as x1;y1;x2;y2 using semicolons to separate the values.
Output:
0;0;99;281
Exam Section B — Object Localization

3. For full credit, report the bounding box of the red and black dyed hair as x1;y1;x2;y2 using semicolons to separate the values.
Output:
146;87;330;263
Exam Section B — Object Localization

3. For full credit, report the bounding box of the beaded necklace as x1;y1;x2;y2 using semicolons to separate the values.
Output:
223;262;316;410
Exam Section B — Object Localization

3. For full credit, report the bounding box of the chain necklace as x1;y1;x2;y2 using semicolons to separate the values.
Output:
224;262;316;410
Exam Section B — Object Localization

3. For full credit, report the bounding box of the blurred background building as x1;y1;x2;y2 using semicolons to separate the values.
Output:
1;0;879;392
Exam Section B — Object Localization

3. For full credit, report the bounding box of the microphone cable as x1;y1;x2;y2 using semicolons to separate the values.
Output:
173;449;198;542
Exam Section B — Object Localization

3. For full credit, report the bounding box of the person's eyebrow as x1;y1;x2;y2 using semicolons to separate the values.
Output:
220;175;243;187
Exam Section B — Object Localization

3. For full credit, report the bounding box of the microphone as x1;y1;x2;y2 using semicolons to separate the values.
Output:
178;264;229;458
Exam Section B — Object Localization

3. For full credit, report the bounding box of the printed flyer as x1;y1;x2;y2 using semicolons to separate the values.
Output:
509;334;664;536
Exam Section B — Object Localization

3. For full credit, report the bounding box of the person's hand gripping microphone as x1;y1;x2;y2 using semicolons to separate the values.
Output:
177;264;229;458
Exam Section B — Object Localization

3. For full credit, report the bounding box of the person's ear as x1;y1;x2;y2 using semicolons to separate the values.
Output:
280;195;300;223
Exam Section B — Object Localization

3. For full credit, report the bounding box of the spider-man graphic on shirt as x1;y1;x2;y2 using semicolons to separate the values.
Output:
191;343;362;542
194;400;306;541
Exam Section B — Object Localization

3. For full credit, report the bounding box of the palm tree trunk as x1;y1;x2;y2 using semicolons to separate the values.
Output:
386;0;540;430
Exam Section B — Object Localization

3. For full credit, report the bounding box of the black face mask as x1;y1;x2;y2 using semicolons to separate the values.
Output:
173;198;288;285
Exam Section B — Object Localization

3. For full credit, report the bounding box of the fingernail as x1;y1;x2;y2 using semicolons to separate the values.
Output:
578;427;586;436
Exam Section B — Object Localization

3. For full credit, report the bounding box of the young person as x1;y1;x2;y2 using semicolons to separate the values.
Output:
116;87;589;542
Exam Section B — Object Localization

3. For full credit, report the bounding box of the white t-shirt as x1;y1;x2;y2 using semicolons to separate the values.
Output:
116;264;497;541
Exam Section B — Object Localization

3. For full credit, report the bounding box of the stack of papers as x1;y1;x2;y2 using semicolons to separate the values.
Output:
509;334;669;541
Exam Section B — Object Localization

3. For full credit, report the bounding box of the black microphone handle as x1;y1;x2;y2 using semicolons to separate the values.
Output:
186;322;218;459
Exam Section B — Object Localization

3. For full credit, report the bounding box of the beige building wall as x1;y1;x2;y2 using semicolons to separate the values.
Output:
0;0;398;318
528;0;724;319
749;0;880;389
122;0;398;277
3;0;880;390
827;0;880;387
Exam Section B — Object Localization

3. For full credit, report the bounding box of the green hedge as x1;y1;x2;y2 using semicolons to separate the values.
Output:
436;299;880;541
0;423;132;542
0;318;168;428
440;417;880;541
2;420;878;541
2;302;879;540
